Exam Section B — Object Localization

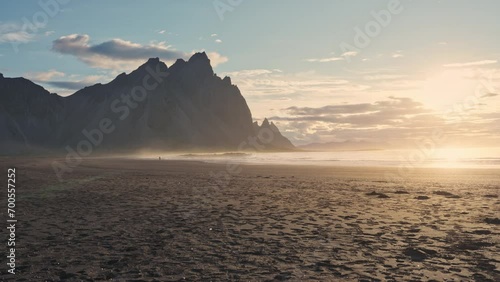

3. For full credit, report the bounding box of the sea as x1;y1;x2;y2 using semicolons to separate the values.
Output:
151;147;500;169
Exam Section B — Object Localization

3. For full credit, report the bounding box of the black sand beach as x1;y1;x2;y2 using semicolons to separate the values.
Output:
1;157;499;281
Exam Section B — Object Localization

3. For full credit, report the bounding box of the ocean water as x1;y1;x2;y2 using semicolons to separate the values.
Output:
155;147;500;169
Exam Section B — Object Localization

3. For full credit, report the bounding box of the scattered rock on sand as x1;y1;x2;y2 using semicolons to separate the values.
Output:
454;240;495;250
408;228;421;233
394;190;410;194
366;191;390;198
484;218;500;225
484;194;498;198
415;196;430;200
471;230;492;235
403;247;437;261
274;271;293;281
433;191;460;198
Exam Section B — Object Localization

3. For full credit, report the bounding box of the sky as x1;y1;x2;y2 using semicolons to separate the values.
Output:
1;0;499;147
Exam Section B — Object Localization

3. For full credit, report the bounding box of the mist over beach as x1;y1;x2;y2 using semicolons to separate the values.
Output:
1;0;499;281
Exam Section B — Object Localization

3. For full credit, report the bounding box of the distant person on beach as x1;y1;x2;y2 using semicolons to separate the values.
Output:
159;156;161;161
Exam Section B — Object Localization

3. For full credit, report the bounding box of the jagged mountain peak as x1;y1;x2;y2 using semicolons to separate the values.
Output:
138;57;168;70
253;118;295;151
188;51;209;63
134;57;168;74
145;57;161;64
0;53;295;153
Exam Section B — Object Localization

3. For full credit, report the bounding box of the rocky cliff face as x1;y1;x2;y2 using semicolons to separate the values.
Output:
0;53;294;154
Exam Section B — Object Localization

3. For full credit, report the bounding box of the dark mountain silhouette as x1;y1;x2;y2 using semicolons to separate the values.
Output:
0;53;294;154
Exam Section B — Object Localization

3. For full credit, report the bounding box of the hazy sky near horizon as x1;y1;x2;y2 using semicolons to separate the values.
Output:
1;0;499;146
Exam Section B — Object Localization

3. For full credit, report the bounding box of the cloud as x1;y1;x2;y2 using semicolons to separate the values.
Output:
271;92;500;146
221;69;369;102
25;69;107;92
25;69;65;81
481;93;498;98
306;56;344;63
341;51;358;58
158;30;167;34
44;80;94;90
306;51;358;63
269;97;441;145
52;34;228;70
223;69;275;77
280;97;430;126
443;60;497;68
363;74;407;81
52;34;184;61
204;51;228;67
392;53;404;58
211;33;218;37
0;23;34;43
215;39;222;43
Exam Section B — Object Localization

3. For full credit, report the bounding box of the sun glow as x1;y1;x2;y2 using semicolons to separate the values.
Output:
419;69;478;110
431;147;493;168
434;148;463;167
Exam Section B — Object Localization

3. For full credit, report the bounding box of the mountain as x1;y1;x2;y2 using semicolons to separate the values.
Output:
0;53;294;154
299;140;389;151
252;118;295;150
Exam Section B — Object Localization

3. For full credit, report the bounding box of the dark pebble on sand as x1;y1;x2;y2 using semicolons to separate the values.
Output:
432;190;461;198
394;190;410;194
366;191;390;198
59;271;77;280
471;229;492;235
484;218;500;225
455;240;495;250
416;196;430;200
274;272;293;281
403;247;437;261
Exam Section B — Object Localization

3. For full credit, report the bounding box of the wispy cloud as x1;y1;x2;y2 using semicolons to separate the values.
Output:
481;93;498;98
25;69;65;81
281;97;429;124
443;60;497;68
24;69;108;93
306;56;344;63
363;74;407;81
215;39;222;43
341;51;358;58
306;51;358;63
269;97;441;144
0;23;34;43
51;34;228;70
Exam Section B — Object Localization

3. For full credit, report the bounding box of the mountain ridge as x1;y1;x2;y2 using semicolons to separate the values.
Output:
0;52;295;154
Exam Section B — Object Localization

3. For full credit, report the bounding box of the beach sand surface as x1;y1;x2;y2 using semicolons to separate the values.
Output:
1;157;499;281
